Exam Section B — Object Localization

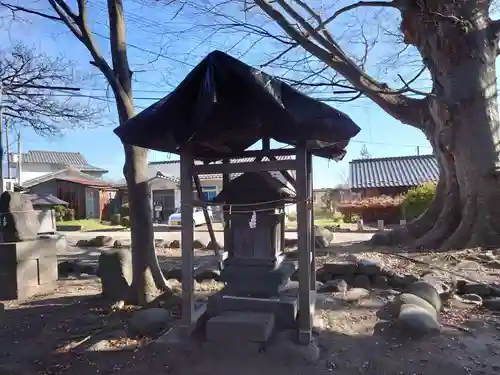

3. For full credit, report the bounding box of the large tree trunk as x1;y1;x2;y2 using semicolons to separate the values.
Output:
372;0;500;251
108;0;171;305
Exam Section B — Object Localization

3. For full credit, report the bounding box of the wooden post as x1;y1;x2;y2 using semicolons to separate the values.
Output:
307;152;315;289
222;158;230;258
296;141;311;345
180;152;194;326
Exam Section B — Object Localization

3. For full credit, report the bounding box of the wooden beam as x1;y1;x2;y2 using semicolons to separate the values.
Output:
180;151;194;327
194;159;296;175
195;148;296;161
296;141;311;345
268;155;297;189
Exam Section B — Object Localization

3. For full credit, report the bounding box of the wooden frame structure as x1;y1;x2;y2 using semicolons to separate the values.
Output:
179;139;316;344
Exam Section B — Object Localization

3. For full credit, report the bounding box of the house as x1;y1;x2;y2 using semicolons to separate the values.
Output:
349;154;439;197
116;156;298;222
313;186;360;210
11;150;108;184
22;168;118;220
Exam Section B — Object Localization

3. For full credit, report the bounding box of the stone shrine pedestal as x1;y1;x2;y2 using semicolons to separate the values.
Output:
0;237;60;300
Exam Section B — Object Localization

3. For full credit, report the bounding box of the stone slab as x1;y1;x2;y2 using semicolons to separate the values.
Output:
0;237;59;300
206;311;275;343
208;287;299;329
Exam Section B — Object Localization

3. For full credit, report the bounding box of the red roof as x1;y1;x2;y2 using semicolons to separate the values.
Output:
56;177;114;188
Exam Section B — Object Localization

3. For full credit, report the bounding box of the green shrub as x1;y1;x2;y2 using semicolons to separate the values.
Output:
121;216;131;227
53;205;66;222
110;213;121;225
63;208;75;221
350;213;361;223
332;211;344;223
401;183;436;221
120;203;130;218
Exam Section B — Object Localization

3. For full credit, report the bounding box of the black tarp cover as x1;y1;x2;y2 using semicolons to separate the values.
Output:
114;51;361;160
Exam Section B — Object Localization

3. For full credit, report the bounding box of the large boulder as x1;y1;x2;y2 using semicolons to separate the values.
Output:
98;249;132;301
0;191;39;242
405;281;442;312
314;226;333;248
396;304;441;334
128;308;172;337
387;293;437;318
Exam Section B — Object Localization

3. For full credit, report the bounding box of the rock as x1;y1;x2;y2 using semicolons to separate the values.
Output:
460;293;483;305
266;330;320;365
380;266;396;278
371;275;389;289
456;279;468;294
169;240;180;248
58;260;81;277
76;239;89;247
405;281;442;312
128;308;172;337
319;279;348;294
113;240;122;248
323;262;358;276
483;297;500;311
342;288;370;302
315;268;331;283
193;239;206;249
88;236;113;247
357;259;383;276
163;268;182;282
487;260;500;269
388;274;418;289
463;282;491;297
154;238;165;247
314;226;333;248
0;191;39;242
98;249;132;301
395;304;441;334
389;293;437;317
314;281;324;291
195;269;220;282
476;252;496;262
205;240;221;250
352;274;371;289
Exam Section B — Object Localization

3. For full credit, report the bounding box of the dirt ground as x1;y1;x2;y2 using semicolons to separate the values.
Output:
1;244;500;375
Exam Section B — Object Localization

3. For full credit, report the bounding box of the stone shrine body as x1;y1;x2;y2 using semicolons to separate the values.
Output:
208;172;299;332
0;191;60;300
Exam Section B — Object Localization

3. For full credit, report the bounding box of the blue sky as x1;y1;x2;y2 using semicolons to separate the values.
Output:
0;0;432;187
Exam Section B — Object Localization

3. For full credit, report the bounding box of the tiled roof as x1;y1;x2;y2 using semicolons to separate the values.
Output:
21;151;107;172
24;193;69;206
56;177;115;188
349;154;438;189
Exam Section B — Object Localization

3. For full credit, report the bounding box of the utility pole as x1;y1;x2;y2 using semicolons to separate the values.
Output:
0;82;4;193
5;118;10;179
17;131;21;185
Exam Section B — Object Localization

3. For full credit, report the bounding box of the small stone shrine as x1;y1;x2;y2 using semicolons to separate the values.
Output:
0;191;59;300
207;172;299;336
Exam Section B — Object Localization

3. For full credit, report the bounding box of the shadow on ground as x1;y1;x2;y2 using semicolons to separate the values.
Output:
1;290;499;375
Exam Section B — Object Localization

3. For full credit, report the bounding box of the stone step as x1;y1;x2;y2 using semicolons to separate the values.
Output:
206;311;275;343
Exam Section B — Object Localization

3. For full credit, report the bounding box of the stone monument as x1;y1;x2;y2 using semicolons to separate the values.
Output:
0;192;59;300
206;172;298;342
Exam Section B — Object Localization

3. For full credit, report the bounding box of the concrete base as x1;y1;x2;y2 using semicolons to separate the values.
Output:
0;237;59;300
206;311;275;343
208;285;299;329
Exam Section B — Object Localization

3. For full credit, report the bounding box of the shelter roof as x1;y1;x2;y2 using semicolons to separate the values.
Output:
114;51;360;160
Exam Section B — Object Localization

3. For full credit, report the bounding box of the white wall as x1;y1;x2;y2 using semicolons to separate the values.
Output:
19;163;63;184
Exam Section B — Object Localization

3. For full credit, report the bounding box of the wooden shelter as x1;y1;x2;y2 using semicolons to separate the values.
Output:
114;51;361;344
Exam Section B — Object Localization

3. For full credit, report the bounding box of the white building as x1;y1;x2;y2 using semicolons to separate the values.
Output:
143;156;298;221
10;150;108;184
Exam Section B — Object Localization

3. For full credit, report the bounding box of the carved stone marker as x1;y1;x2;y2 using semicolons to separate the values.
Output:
0;191;39;242
213;172;296;298
0;192;58;300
